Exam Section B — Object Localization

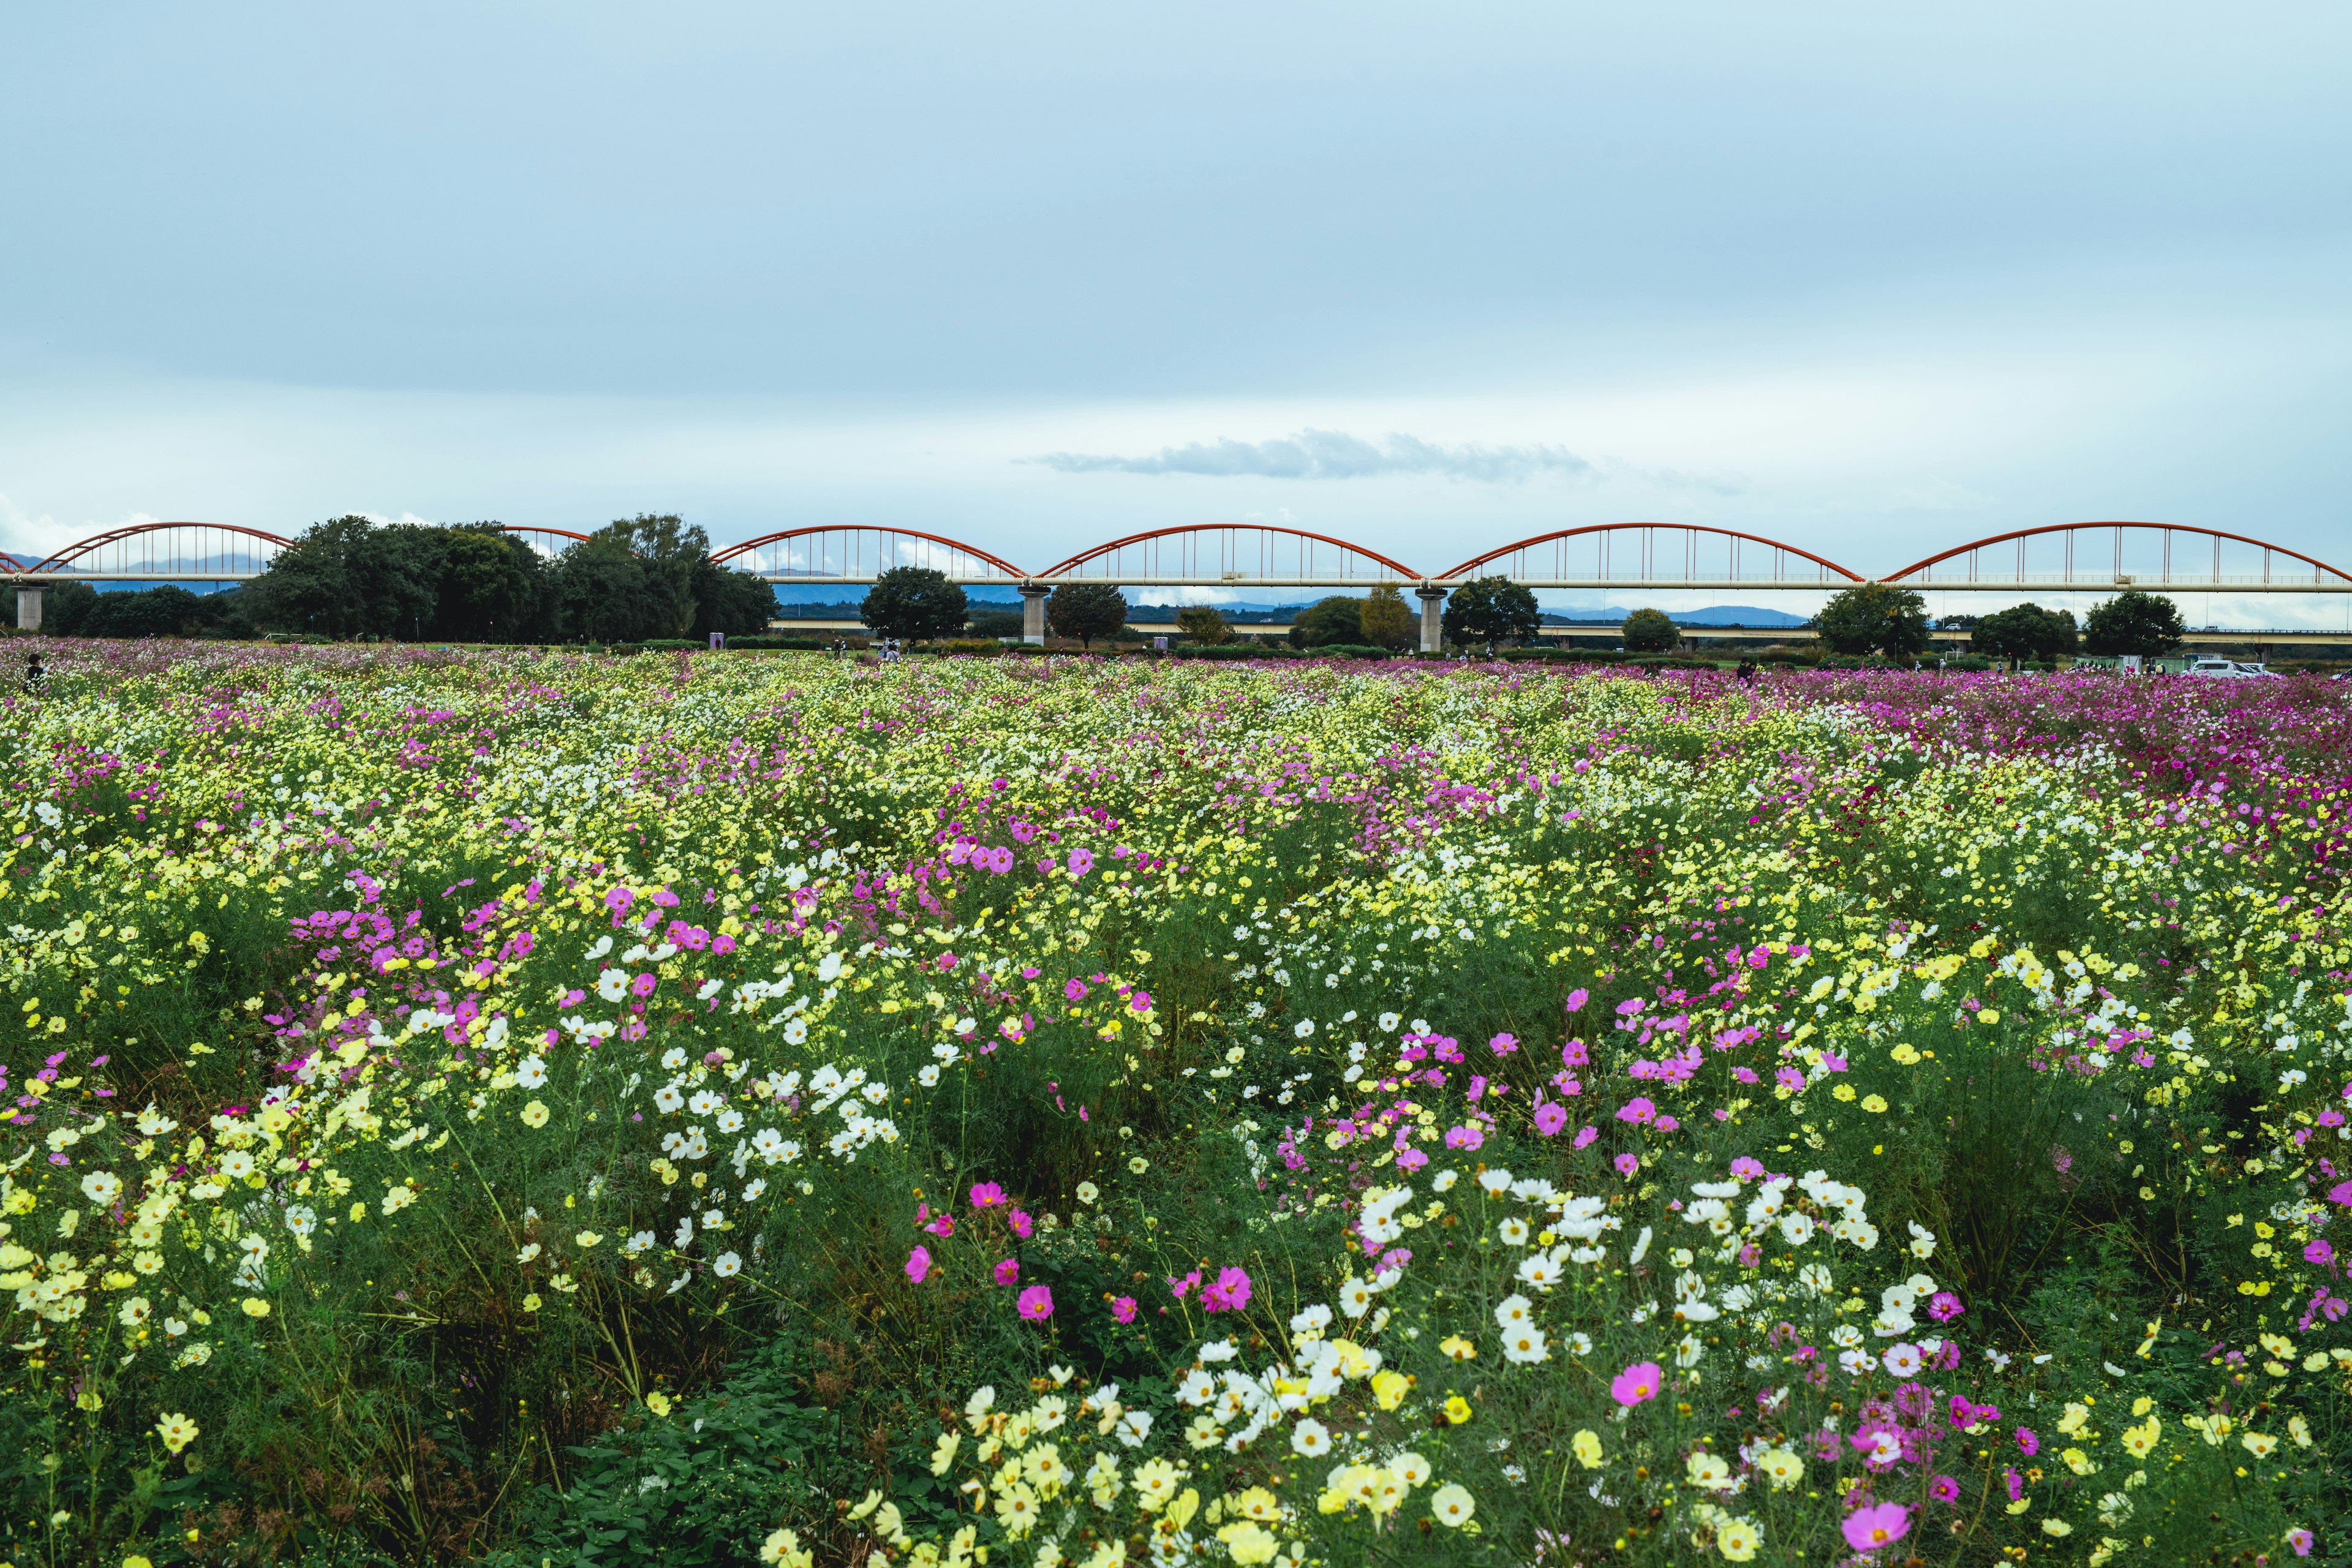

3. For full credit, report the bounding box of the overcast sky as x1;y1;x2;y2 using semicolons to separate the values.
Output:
6;2;2351;621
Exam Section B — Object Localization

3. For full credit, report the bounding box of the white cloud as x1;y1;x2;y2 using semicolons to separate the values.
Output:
1030;429;1596;484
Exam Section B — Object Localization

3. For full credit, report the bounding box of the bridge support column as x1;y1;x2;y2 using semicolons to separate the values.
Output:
1415;585;1446;654
1020;583;1051;645
15;587;40;632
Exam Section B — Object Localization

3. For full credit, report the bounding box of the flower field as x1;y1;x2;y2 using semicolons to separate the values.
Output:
5;642;2351;1567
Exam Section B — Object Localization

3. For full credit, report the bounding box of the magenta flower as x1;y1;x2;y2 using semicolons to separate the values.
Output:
970;1182;1006;1210
1067;848;1094;878
1929;1475;1960;1504
1395;1147;1430;1172
2287;1527;2315;1557
1063;977;1089;1002
1573;1125;1599;1149
1613;1152;1640;1177
1128;990;1153;1014
1616;1098;1656;1124
1488;1032;1519;1056
1729;1156;1765;1179
1841;1502;1910;1552
1169;1268;1201;1300
1009;1209;1034;1239
1444;1124;1485;1150
1017;1284;1055;1321
1776;1066;1807;1092
1533;1102;1569;1136
629;972;658;997
993;1257;1020;1286
603;886;633;914
2307;1239;2335;1266
1110;1295;1137;1323
2014;1427;2040;1457
1009;820;1036;843
1565;987;1589;1012
1609;1362;1662;1406
1200;1265;1253;1312
1928;1291;1965;1321
905;1246;931;1283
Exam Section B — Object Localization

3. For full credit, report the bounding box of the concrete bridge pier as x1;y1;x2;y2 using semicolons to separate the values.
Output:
1415;584;1446;654
1020;582;1051;645
14;587;39;632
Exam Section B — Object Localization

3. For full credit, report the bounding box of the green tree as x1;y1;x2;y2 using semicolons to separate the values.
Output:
1621;608;1678;652
690;562;780;639
434;526;551;643
2083;590;2185;657
1046;582;1128;648
597;514;709;639
556;535;664;643
243;516;446;640
1441;576;1540;647
1290;595;1365;649
8;580;99;634
1174;605;1232;645
1812;582;1931;660
861;567;969;641
1357;586;1413;650
1971;603;2079;663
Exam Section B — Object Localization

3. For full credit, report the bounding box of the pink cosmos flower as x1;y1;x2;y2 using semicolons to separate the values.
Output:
1929;1476;1960;1504
1129;990;1153;1014
1009;1209;1034;1239
994;1257;1020;1286
1533;1102;1569;1136
2307;1240;2335;1266
1609;1362;1662;1406
1561;1039;1590;1067
1169;1269;1201;1300
1729;1156;1765;1179
2287;1527;2315;1556
1617;1098;1656;1124
2014;1427;2040;1457
1488;1032;1519;1055
1445;1125;1485;1150
1613;1153;1640;1177
1573;1125;1599;1149
1017;1284;1055;1321
1110;1295;1137;1323
1067;848;1094;878
1842;1502;1910;1552
1200;1266;1254;1312
1065;978;1089;1002
1565;988;1589;1012
1395;1148;1430;1171
970;1182;1006;1210
905;1246;931;1283
1928;1291;1965;1321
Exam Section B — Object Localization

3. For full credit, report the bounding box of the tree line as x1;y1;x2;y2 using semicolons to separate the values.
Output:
8;515;778;643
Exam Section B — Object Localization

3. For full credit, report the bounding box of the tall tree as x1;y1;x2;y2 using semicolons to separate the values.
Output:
1812;583;1931;659
435;526;550;643
1174;605;1232;645
861;567;968;641
2083;590;2185;657
556;535;664;643
1291;596;1365;648
692;560;780;638
598;514;710;639
1620;608;1678;652
1971;603;2079;662
1046;582;1128;649
1442;576;1540;647
1357;586;1413;649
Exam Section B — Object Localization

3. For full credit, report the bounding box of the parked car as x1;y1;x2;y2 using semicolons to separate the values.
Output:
2187;657;2276;679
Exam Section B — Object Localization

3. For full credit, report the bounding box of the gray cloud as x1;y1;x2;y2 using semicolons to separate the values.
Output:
1031;428;1596;483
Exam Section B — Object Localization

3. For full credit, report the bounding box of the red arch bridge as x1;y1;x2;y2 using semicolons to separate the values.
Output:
9;519;2349;650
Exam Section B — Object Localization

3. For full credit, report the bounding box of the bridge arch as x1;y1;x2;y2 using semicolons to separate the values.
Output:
711;527;1028;584
1441;524;1861;586
1885;522;2352;590
1039;524;1419;584
26;522;292;580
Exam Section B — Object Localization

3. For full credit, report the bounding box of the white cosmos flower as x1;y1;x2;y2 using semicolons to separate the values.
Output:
918;1065;941;1087
1494;1293;1533;1329
1289;1418;1331;1457
688;1090;725;1117
1502;1329;1549;1364
1516;1255;1561;1292
1338;1277;1374;1318
713;1252;742;1278
653;1085;685;1115
1498;1218;1529;1246
595;969;629;1003
516;1055;548;1089
1778;1212;1816;1247
1477;1168;1513;1196
80;1172;123;1207
782;1017;809;1045
715;1110;744;1134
